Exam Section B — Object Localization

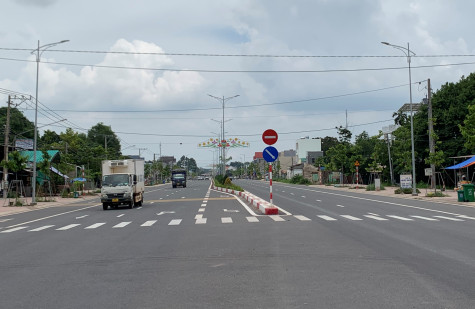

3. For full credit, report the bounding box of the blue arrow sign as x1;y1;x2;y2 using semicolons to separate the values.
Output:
263;146;279;163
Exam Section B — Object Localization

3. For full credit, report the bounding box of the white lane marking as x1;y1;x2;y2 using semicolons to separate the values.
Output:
410;216;439;221
141;220;157;227
364;215;388;221
290;193;295;196
368;213;380;216
168;219;182;226
457;215;475;220
56;224;81;231
85;223;106;229
223;209;239;213
336;204;345;208
0;218;14;223
341;215;363;221
157;211;175;216
195;214;203;219
136;207;142;209
294;215;311;221
386;215;413;221
221;217;233;223
198;208;205;212
317;215;337;221
76;215;88;219
246;217;259;222
201;204;207;207
29;225;55;232
3;204;100;229
181;197;185;199
117;214;125;218
270;216;286;222
150;202;154;204
159;198;163;200
301;196;306;198
113;222;131;228
1;226;28;233
276;184;470;215
195;218;207;224
433;216;464;221
204;198;209;202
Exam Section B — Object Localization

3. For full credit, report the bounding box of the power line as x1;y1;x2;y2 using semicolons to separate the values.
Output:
1;47;475;58
1;56;475;73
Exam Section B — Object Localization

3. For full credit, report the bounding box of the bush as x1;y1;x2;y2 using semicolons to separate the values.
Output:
290;175;311;185
213;175;243;192
366;184;385;191
394;188;421;194
425;192;447;197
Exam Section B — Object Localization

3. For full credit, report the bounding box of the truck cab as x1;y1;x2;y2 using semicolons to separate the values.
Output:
171;169;187;188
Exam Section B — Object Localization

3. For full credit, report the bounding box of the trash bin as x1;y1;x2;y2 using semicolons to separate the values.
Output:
462;184;475;202
73;191;79;198
457;190;465;202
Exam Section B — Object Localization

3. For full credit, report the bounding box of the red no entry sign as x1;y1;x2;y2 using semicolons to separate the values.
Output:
262;129;278;145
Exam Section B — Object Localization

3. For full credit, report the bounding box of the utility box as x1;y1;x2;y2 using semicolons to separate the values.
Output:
462;184;475;202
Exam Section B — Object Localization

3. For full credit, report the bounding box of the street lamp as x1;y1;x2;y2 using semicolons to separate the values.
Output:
208;94;239;176
381;41;418;195
31;39;69;204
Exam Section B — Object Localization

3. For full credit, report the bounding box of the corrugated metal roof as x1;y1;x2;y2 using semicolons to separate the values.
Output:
19;150;60;163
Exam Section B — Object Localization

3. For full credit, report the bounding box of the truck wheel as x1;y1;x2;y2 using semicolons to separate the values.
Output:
183;184;186;188
103;203;108;210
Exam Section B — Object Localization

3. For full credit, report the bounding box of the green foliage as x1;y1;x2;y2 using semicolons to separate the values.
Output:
394;188;421;194
213;175;243;191
1;151;28;180
365;183;385;191
289;174;311;185
425;191;447;197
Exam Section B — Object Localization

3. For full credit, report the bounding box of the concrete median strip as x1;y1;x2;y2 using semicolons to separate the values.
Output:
211;185;279;215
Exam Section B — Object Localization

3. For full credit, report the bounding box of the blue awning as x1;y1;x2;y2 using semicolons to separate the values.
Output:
444;156;475;169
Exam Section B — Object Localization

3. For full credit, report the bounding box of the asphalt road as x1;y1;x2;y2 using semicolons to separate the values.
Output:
1;179;475;308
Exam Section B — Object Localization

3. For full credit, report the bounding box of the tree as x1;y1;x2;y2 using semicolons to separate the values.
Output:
336;126;352;144
0;151;27;181
0;107;35;160
87;122;121;159
321;136;339;155
459;104;475;151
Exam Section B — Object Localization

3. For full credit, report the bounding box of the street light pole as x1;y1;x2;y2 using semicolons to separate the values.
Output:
381;41;418;196
208;94;239;176
31;39;69;204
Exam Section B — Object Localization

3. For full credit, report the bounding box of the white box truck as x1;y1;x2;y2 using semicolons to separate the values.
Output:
100;159;144;210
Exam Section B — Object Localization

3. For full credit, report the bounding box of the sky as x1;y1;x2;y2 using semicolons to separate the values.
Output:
1;0;475;168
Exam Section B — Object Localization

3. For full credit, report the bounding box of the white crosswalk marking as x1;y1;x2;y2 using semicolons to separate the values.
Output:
141;220;157;227
246;217;259;223
85;223;106;229
433;216;464;221
386;215;413;221
168;219;182;226
340;215;363;221
195;214;203;219
221;217;233;223
113;222;131;228
270;216;286;222
1;226;28;233
195;218;207;224
56;224;81;230
317;215;337;221
364;215;388;221
294;215;311;221
198;208;205;212
29;225;55;232
410;216;439;221
201;204;207;207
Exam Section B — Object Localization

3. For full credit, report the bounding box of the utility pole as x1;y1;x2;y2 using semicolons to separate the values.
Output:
138;148;147;157
3;96;11;198
428;78;436;189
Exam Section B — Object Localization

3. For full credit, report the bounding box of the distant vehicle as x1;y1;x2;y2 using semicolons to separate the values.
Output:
100;159;145;210
171;169;187;188
197;176;204;180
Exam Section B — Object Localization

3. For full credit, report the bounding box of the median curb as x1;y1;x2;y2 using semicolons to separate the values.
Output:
212;185;279;215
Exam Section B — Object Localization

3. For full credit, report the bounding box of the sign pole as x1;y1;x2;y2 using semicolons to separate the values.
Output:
269;163;273;205
356;166;359;189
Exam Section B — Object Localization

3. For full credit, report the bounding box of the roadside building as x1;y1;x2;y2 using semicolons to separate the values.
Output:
296;137;323;164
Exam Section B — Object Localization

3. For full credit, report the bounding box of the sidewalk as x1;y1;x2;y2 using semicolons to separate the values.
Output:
309;184;474;206
0;194;99;217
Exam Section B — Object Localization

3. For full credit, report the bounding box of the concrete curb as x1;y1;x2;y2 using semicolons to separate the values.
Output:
212;185;279;215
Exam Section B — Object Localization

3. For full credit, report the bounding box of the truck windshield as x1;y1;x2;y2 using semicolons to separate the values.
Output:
172;174;185;179
103;174;129;187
